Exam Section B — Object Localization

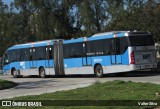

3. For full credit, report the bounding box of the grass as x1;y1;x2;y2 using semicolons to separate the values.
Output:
2;80;160;109
0;79;17;90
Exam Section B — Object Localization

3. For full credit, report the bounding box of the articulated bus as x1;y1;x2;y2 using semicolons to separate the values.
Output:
2;31;157;78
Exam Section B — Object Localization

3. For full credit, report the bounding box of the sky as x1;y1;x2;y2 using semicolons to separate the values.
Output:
2;0;13;6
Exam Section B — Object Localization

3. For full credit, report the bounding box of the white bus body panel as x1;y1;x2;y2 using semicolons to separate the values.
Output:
65;66;94;75
20;68;55;76
103;65;130;74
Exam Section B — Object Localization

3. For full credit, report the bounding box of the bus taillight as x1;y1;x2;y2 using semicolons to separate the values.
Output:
130;51;135;64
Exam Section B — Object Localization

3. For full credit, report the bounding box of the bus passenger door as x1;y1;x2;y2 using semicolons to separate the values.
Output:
29;48;36;68
110;38;122;64
82;42;91;66
54;40;65;76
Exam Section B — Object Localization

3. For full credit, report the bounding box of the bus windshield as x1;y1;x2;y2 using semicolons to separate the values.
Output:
128;35;154;46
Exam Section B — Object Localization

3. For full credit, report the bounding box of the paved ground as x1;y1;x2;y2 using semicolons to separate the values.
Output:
0;71;160;99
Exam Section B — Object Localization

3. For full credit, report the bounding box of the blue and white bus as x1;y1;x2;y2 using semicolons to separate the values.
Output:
2;31;157;78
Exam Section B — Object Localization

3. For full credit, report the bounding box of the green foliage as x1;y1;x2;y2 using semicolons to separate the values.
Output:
79;0;107;36
105;1;160;42
0;0;160;57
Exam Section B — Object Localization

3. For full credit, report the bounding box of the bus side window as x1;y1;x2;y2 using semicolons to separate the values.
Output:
29;49;32;60
110;38;121;55
33;48;36;60
21;49;30;61
21;49;24;61
63;44;70;58
70;43;83;58
46;46;53;59
120;37;128;54
46;47;49;59
115;38;120;54
111;39;115;50
45;46;53;59
105;39;110;55
36;47;46;60
49;47;53;59
110;39;115;54
63;43;83;58
87;40;106;56
16;50;21;61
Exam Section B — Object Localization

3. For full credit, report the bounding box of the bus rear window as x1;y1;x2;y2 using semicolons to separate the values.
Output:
128;35;154;46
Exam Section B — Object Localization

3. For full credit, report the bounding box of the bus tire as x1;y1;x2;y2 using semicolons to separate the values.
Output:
12;69;17;78
39;67;46;78
94;65;103;78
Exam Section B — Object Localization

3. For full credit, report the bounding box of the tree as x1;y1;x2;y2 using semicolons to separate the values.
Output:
0;0;9;56
105;0;160;42
79;0;108;36
22;0;79;40
14;0;35;42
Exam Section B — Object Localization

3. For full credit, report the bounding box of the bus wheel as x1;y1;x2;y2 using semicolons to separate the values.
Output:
94;65;103;78
12;69;17;78
39;67;46;78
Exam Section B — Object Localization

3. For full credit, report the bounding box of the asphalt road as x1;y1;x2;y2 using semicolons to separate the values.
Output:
0;70;160;99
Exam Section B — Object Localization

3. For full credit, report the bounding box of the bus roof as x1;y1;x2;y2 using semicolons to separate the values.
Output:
7;31;151;51
8;39;57;50
64;31;128;44
63;37;84;44
92;31;128;37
